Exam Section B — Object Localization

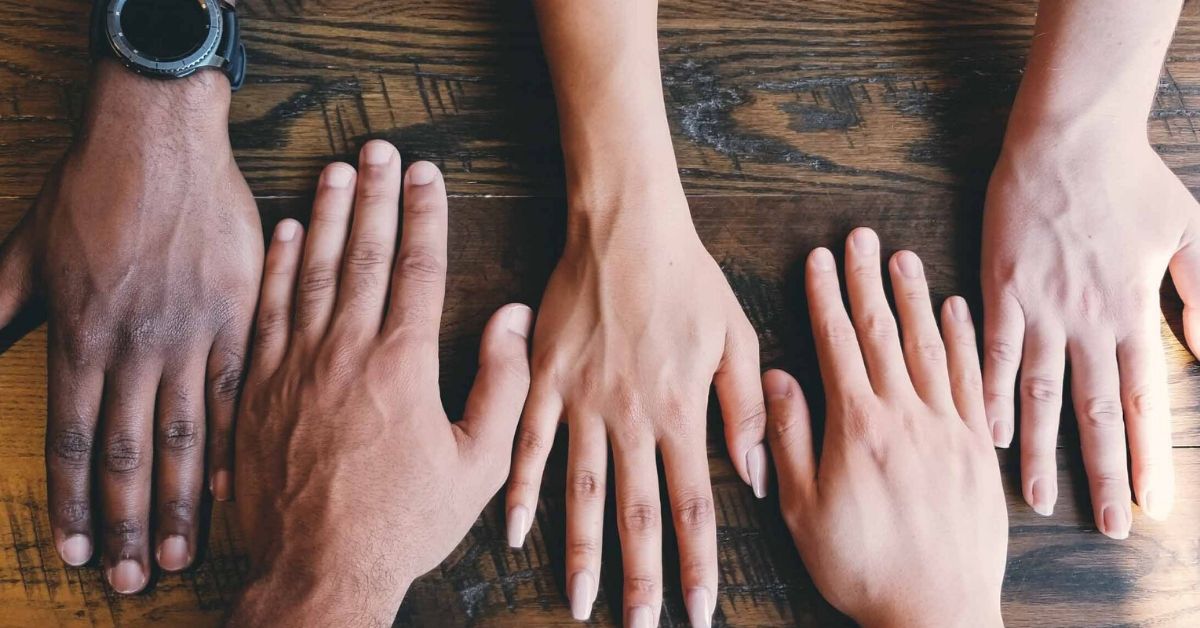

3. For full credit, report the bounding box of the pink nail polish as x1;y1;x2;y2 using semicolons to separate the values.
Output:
507;505;530;549
569;570;595;621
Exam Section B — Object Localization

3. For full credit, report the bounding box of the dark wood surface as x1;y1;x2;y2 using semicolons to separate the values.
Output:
1;1;1199;626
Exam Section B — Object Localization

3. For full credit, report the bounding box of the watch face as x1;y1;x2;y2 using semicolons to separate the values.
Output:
119;0;210;61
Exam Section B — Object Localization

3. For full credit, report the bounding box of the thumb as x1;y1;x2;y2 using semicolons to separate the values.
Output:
1169;239;1200;358
0;211;36;330
456;303;534;473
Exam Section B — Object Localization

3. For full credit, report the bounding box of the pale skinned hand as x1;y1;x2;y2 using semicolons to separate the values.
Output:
227;141;533;627
505;194;767;627
770;228;1007;627
0;61;261;592
982;133;1199;536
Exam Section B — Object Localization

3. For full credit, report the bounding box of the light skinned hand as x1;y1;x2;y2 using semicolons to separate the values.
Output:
769;228;1007;627
0;61;261;592
226;141;533;626
505;194;767;627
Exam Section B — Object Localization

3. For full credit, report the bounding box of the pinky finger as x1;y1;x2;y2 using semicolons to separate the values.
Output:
941;297;987;439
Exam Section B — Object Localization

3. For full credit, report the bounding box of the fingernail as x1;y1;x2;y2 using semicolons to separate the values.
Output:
408;161;439;186
363;140;395;166
991;421;1011;448
627;605;653;628
507;305;533;339
157;535;191;571
507;504;530;549
896;251;921;278
763;372;791;400
60;535;91;567
811;248;834;271
1028;478;1055;516
275;220;298;242
852;228;878;254
1140;489;1172;521
211;470;232;501
108;559;146;594
324;163;354;188
1100;504;1130;540
747;443;768;499
569;570;596;621
686;587;713;628
950;296;971;322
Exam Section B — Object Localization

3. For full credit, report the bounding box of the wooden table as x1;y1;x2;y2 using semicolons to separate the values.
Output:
2;1;1199;626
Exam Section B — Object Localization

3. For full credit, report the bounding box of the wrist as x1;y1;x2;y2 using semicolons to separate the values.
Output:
82;58;232;143
565;179;697;250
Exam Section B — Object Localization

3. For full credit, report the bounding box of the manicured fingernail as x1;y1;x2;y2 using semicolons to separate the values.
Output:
324;163;354;188
507;305;533;339
852;228;877;254
507;505;530;549
811;248;834;271
763;373;791;400
157;535;191;571
686;587;713;628
363;140;395;166
747;444;768;499
1100;505;1130;540
1028;478;1055;516
569;570;595;621
275;220;298;242
408;161;439;186
60;535;91;567
108;559;146;594
991;421;1011;448
211;470;232;501
896;250;921;278
950;296;971;322
628;605;653;628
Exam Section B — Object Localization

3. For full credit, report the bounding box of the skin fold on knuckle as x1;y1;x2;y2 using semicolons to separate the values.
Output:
1078;396;1123;432
56;499;90;527
159;419;199;453
985;337;1021;367
103;434;145;475
1021;376;1061;405
108;518;145;547
49;426;94;468
568;469;605;502
396;247;444;284
672;494;714;532
619;501;659;535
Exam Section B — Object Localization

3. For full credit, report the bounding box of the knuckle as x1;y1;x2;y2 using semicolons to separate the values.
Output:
673;495;714;531
736;400;768;436
397;247;444;283
49;428;93;466
108;518;144;544
211;358;246;405
299;264;339;298
56;499;89;525
516;428;549;460
103;434;144;475
909;338;945;363
160;499;196;524
255;309;289;343
986;339;1020;366
568;538;600;559
568;470;605;501
346;239;390;273
816;320;856;346
159;420;199;452
1126;388;1160;418
1080;396;1124;431
625;576;658;596
858;312;897;340
619;501;659;534
1021;376;1061;404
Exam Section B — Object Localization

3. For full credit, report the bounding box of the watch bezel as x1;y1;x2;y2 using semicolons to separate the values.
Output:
105;0;223;78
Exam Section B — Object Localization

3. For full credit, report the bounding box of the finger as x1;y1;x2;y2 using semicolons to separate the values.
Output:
0;210;35;329
563;418;607;622
456;304;534;469
45;336;103;567
763;369;815;504
844;228;908;394
293;163;357;340
982;289;1025;447
383;161;448;340
805;247;870;399
1018;326;1066;517
505;379;563;549
206;314;254;502
612;437;663;628
941;297;988;439
99;364;160;594
1068;336;1133;540
889;251;951;407
1169;241;1200;357
154;353;208;572
713;316;767;498
660;433;717;628
334;140;402;333
1118;326;1175;521
249;220;304;378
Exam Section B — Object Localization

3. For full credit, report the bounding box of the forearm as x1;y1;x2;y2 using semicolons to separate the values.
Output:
1007;0;1182;143
534;0;685;223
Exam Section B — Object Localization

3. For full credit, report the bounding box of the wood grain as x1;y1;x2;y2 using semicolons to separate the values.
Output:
0;0;1198;626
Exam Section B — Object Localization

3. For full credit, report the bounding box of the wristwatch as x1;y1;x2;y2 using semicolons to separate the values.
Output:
90;0;247;91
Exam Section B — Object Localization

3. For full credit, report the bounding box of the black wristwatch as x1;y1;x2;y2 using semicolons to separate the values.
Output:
90;0;246;91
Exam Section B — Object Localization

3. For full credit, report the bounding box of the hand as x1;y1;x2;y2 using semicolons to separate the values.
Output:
769;228;1007;627
505;192;766;627
0;61;261;591
227;141;533;627
981;129;1198;535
